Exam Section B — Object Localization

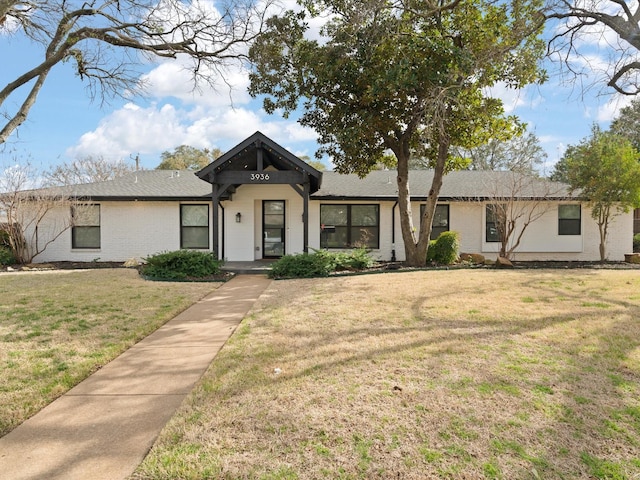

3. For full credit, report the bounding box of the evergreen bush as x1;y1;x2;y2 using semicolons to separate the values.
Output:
342;247;375;270
269;253;335;278
141;250;223;280
269;248;374;278
0;246;16;266
426;231;460;265
634;233;640;253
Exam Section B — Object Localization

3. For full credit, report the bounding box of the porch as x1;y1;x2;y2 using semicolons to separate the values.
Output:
222;260;276;274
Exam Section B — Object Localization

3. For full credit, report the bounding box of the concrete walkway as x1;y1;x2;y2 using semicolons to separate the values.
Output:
0;274;272;480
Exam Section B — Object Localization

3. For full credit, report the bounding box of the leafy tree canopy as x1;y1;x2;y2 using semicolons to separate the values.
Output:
156;145;223;170
250;0;545;175
563;126;640;211
560;125;640;260
299;155;329;171
609;98;640;152
552;100;640;183
249;0;546;265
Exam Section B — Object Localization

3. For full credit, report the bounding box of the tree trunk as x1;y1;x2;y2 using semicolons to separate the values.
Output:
597;205;610;262
395;142;420;265
395;133;450;267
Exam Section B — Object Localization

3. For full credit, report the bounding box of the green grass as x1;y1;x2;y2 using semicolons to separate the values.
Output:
128;269;640;479
0;269;218;436
5;268;640;479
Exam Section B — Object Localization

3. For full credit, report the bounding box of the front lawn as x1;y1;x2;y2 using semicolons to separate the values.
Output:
133;269;640;479
0;269;219;436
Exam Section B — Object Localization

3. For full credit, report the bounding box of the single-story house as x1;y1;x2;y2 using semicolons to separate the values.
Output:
31;132;632;263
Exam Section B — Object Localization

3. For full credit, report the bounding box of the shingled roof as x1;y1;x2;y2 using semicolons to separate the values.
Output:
314;170;575;200
54;170;212;201
50;169;574;201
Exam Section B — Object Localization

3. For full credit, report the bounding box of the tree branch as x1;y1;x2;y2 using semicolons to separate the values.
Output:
1;0;269;144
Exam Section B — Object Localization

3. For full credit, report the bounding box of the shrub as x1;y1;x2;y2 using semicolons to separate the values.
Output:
427;231;460;265
269;248;375;278
269;253;334;278
0;246;16;266
0;228;10;247
634;233;640;253
141;250;223;280
342;247;375;270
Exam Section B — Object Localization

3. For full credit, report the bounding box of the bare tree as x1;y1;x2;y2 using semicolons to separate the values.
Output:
1;0;269;144
0;162;83;263
455;131;547;174
43;156;137;186
546;0;640;95
483;172;566;259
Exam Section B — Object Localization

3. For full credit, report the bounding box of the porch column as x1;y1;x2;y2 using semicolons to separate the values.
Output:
303;173;310;253
211;184;220;259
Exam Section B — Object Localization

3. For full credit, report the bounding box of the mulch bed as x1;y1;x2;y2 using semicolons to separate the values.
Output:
3;260;640;277
0;261;235;282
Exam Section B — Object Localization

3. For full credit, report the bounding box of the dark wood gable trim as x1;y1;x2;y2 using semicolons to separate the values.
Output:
196;131;323;259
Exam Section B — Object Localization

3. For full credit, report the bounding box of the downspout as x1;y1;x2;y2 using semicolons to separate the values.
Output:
391;201;398;262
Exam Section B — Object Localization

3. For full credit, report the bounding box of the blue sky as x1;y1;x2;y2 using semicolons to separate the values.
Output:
0;9;633;176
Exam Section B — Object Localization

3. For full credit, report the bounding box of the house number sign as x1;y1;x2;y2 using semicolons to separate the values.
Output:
250;173;270;181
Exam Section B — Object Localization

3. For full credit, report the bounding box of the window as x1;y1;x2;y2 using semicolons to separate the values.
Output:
320;204;379;249
420;204;450;240
559;204;581;235
181;204;209;249
72;204;100;249
485;204;504;243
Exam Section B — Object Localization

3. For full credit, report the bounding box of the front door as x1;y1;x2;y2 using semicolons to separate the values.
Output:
263;200;285;258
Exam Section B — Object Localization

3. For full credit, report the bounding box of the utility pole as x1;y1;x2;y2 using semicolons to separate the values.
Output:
130;153;140;171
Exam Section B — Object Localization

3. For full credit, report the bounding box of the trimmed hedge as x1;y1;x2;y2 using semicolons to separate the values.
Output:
269;248;374;279
269;253;334;278
141;250;223;280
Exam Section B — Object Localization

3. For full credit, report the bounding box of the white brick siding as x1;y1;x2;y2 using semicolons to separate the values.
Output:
31;197;633;263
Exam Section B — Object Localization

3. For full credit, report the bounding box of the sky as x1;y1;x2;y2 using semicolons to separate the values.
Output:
0;2;636;176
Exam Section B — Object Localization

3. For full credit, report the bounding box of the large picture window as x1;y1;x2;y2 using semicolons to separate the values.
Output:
420;204;450;240
559;204;581;235
320;204;379;249
72;204;100;249
181;204;209;249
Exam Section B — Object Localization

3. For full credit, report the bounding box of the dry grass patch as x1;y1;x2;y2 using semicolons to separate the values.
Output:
133;270;640;479
0;269;219;436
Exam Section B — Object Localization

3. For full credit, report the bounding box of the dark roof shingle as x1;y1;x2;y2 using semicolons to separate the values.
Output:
312;170;574;200
52;169;574;201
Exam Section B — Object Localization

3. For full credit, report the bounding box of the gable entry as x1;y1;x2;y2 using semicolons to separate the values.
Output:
196;132;323;260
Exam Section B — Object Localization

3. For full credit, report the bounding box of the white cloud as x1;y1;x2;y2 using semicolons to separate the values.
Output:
596;94;633;122
66;103;193;160
283;122;317;142
485;83;542;113
66;99;315;163
139;59;251;107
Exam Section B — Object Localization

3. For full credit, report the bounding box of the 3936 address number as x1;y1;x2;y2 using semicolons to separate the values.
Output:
250;173;270;181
